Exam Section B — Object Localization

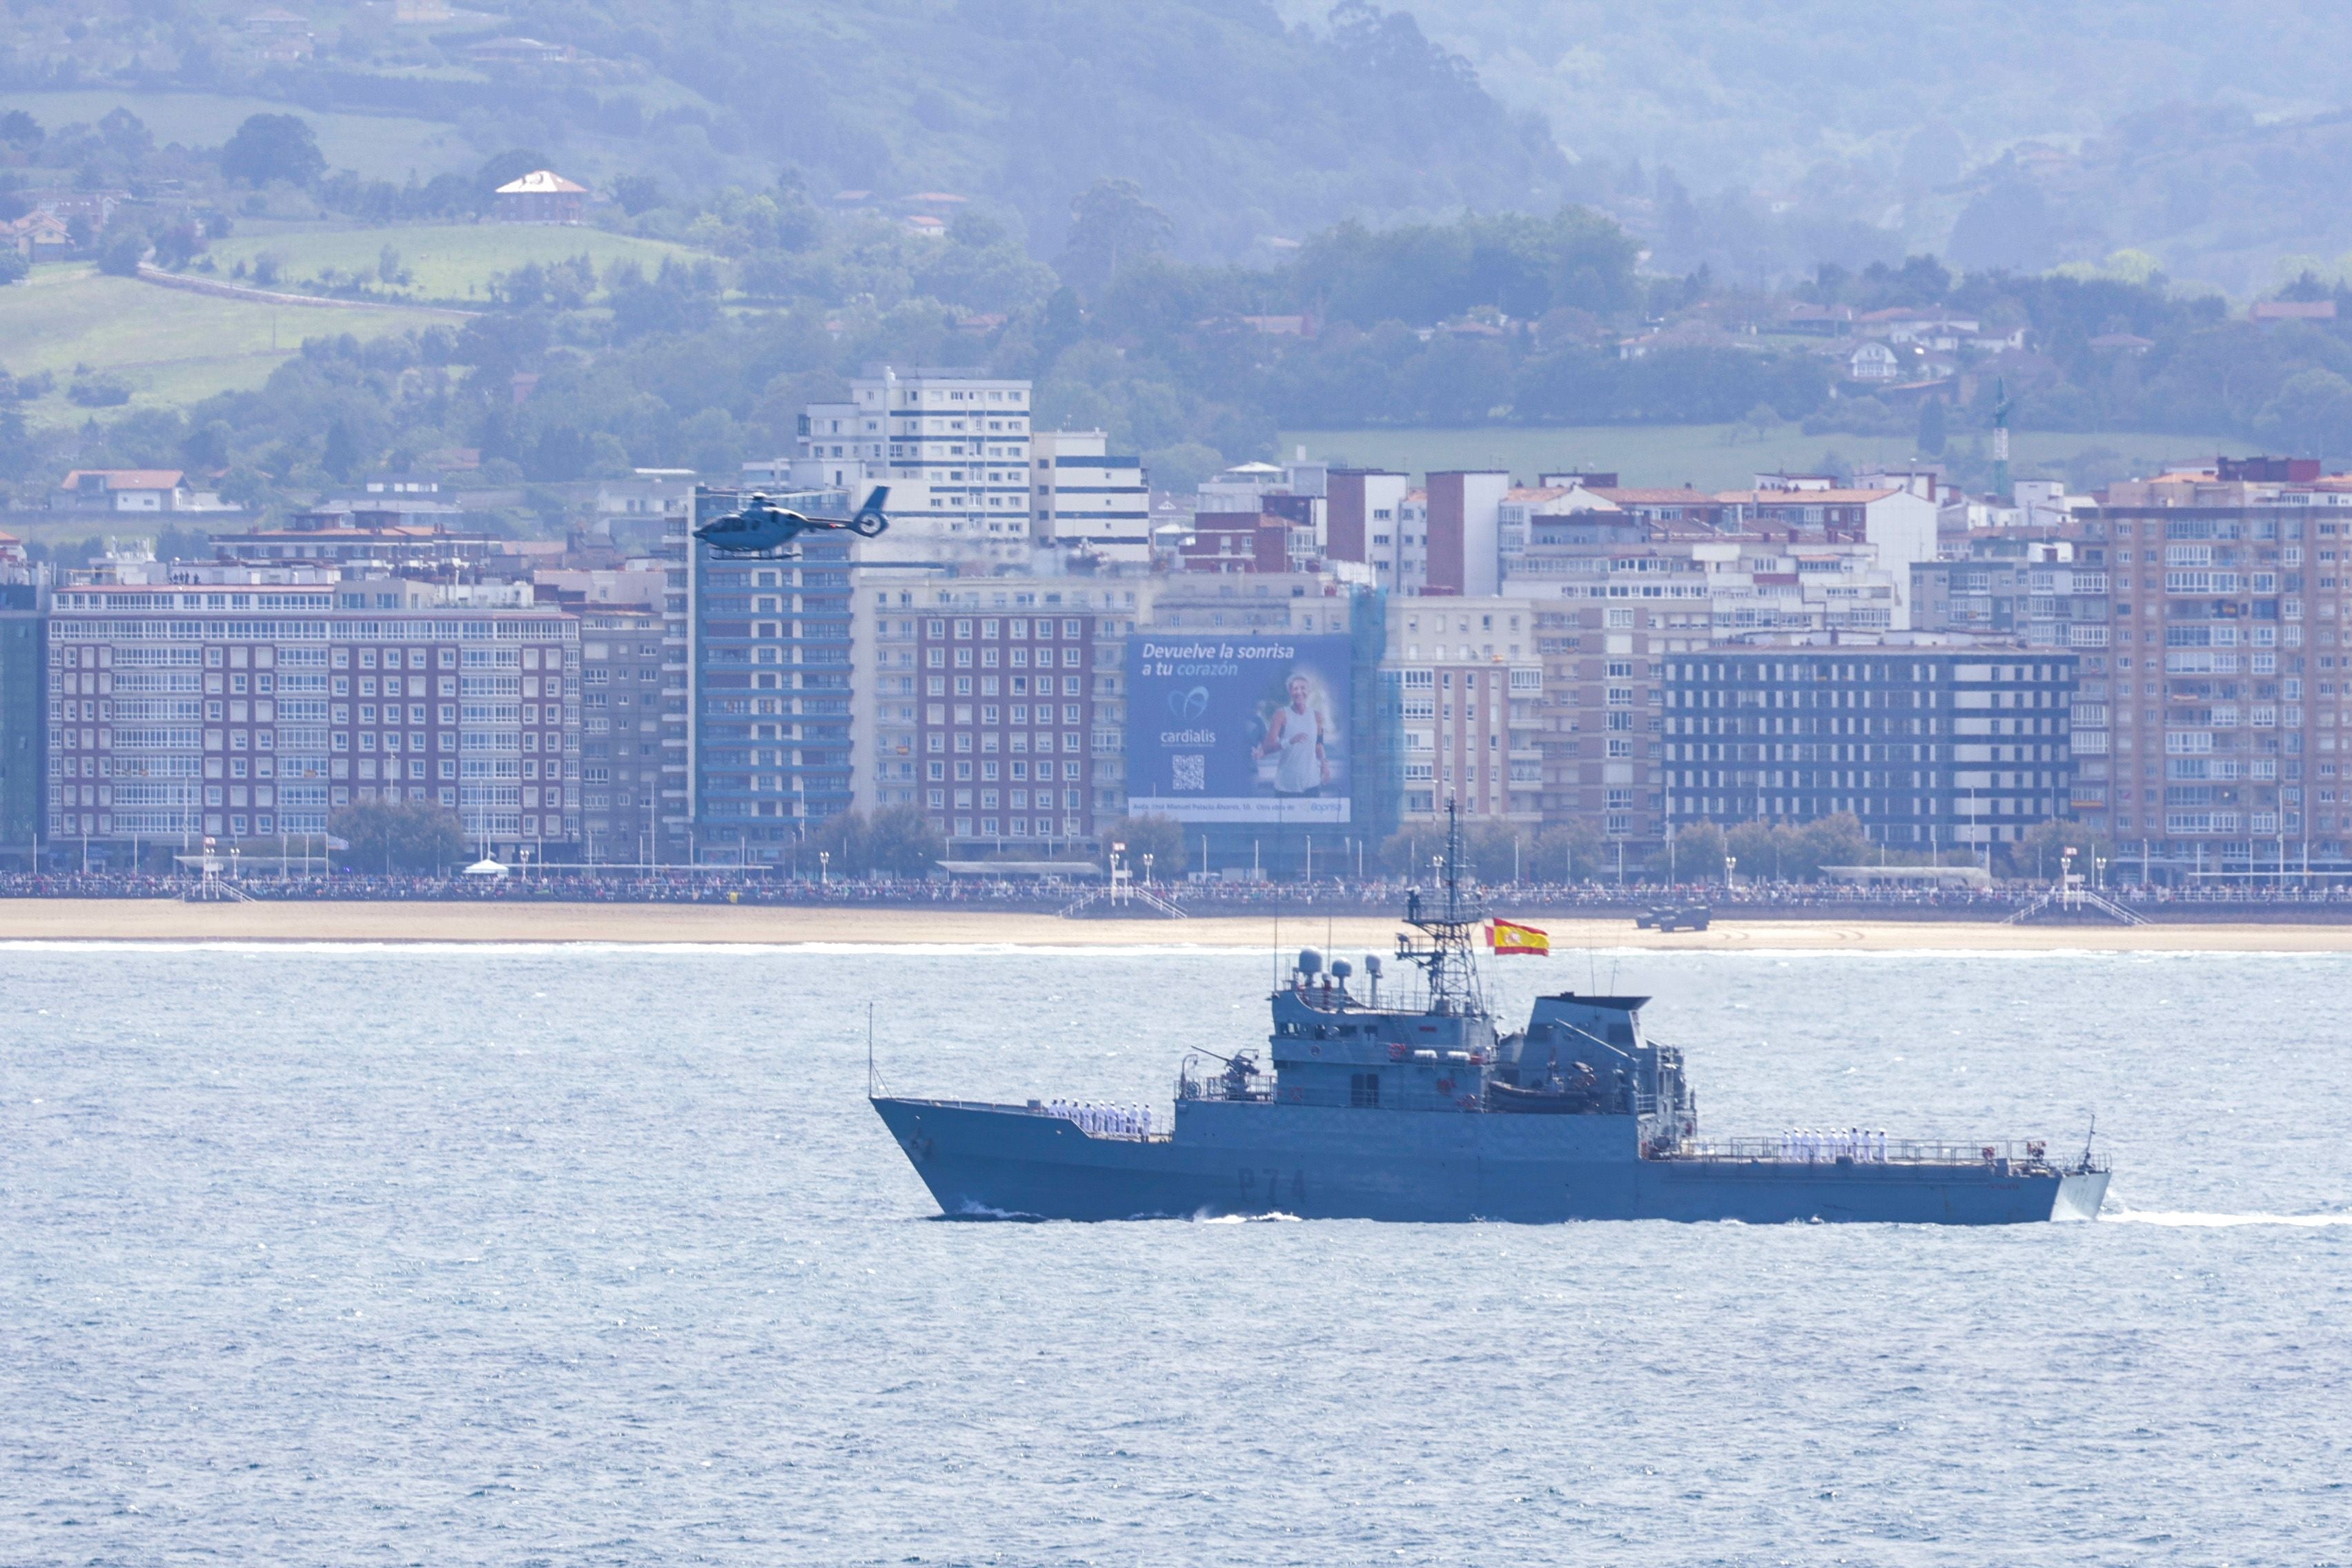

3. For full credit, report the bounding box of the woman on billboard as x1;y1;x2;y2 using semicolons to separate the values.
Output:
1259;671;1332;796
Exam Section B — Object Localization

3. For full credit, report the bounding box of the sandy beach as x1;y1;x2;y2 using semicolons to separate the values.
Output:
4;898;2352;951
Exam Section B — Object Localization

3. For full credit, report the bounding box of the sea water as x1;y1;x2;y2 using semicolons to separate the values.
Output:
2;941;2347;1566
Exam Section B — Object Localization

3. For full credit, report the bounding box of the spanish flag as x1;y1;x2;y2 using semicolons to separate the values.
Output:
1487;919;1551;956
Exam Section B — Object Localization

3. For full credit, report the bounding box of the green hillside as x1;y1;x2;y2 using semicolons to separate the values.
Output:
206;223;716;305
0;264;468;428
0;0;1570;263
0;89;471;182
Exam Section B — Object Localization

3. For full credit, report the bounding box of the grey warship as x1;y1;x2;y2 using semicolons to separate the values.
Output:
872;815;2110;1226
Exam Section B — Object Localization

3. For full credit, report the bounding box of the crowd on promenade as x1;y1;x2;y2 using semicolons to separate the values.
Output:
9;868;2352;912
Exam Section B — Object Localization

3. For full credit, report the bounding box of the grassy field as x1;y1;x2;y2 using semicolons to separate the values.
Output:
207;222;717;305
0;90;473;182
1281;424;2251;490
0;264;469;428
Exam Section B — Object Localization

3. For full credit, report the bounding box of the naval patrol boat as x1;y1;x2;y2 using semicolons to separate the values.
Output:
871;816;2110;1226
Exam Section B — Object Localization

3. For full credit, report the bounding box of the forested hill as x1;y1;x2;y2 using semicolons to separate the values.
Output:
1360;0;2352;199
1282;1;2352;294
0;0;1571;262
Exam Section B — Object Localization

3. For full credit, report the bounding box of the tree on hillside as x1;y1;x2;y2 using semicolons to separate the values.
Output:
321;420;364;480
221;114;325;187
2255;369;2352;461
1947;175;2057;273
1059;178;1170;294
611;174;663;215
1918;395;1948;455
98;230;146;277
332;799;467;874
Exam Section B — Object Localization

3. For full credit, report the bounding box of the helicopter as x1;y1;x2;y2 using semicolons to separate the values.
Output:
692;485;890;558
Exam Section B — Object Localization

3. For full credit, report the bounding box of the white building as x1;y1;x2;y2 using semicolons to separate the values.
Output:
788;402;888;491
841;367;1033;563
50;469;240;513
594;469;697;524
1031;429;1150;562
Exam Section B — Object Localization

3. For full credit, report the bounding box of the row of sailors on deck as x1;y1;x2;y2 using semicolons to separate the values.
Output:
1783;1127;1889;1163
1048;1099;1154;1138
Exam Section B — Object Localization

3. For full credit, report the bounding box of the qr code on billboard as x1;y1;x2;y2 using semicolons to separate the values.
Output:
1172;754;1206;792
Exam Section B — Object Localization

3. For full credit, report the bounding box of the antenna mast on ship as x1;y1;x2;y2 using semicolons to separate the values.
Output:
1396;797;1486;1016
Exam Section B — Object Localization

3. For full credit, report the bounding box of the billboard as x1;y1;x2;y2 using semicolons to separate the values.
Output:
1126;634;1352;823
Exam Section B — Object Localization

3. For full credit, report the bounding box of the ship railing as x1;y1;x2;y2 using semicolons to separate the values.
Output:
1176;1068;1273;1104
1664;1135;2107;1173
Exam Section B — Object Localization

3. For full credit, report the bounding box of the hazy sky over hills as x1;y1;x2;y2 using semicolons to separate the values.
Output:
1296;1;2351;189
1255;1;2352;292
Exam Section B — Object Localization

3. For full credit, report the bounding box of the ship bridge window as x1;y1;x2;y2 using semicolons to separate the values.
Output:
1349;1072;1382;1108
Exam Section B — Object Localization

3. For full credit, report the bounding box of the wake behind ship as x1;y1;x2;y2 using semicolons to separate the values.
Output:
872;817;2110;1226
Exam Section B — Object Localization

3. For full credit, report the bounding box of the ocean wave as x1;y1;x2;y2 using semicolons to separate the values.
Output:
2106;1208;2352;1228
933;1201;1047;1222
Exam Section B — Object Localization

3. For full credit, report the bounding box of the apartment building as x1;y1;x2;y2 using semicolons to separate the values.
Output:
910;596;1101;852
794;403;888;489
577;607;667;863
847;367;1033;561
1715;482;1941;624
1423;471;1510;596
1665;649;2079;850
2088;477;2352;864
1030;429;1149;562
1326;469;1409;569
209;510;498;573
1;578;43;859
1382;597;1542;826
1505;517;1910;851
688;489;853;861
44;567;578;853
654;507;694;857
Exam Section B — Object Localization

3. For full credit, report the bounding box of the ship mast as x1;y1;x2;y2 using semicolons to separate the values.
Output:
1396;797;1486;1016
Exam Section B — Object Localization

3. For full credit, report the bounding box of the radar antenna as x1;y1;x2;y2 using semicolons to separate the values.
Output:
1395;797;1487;1017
